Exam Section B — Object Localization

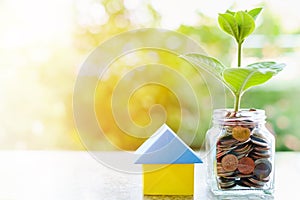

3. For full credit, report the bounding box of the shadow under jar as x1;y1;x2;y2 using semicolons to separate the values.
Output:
206;109;275;197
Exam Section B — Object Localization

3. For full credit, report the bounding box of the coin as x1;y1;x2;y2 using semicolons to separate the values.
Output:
219;135;239;146
218;177;236;189
233;143;253;155
221;154;238;172
259;176;270;182
215;124;273;190
248;153;263;160
218;171;236;177
252;151;271;159
253;149;271;157
237;154;246;160
216;150;228;159
254;159;272;179
239;178;264;188
254;146;270;151
248;177;265;187
251;134;269;147
232;126;251;142
238;157;255;174
218;145;237;151
217;164;235;177
241;120;255;130
236;173;253;178
219;181;236;189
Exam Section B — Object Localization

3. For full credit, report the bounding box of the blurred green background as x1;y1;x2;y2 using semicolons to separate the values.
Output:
1;0;299;151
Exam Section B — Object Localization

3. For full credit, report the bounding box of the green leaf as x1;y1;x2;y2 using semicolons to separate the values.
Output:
247;61;285;74
235;11;255;42
218;13;239;40
247;61;276;68
223;68;271;95
226;10;235;16
223;62;285;95
180;53;227;82
247;7;263;20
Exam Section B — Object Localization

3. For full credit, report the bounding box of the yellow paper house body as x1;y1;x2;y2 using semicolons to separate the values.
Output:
135;124;202;195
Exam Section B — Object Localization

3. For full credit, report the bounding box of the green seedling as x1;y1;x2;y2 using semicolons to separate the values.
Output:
182;8;285;112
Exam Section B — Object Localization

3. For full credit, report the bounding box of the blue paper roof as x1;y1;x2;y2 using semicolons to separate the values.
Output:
135;124;202;164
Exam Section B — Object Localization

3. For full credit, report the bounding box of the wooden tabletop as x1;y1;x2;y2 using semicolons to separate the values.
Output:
0;151;298;200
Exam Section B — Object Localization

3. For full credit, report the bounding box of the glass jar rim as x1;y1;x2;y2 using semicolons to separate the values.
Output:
212;108;266;125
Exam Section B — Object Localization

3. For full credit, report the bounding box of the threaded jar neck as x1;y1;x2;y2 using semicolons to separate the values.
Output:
212;109;266;126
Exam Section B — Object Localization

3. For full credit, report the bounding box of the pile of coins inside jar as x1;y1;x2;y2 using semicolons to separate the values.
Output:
216;116;272;189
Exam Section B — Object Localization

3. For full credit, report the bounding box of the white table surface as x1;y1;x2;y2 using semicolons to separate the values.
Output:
0;151;298;200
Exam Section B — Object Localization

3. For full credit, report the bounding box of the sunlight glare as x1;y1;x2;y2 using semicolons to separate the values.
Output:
0;0;73;51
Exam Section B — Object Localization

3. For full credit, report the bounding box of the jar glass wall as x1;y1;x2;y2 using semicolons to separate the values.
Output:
206;109;275;197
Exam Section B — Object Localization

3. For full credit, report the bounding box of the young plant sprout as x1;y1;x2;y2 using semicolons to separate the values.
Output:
182;8;285;112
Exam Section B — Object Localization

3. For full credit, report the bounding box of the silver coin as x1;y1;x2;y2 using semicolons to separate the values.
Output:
251;136;269;147
254;159;272;179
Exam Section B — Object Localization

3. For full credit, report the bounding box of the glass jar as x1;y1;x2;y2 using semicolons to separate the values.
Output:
206;109;275;197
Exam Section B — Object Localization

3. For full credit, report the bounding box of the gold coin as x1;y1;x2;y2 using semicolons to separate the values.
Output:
232;126;250;142
221;154;238;172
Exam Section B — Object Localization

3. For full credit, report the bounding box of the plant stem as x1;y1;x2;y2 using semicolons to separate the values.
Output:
235;41;243;112
234;94;241;112
237;42;242;67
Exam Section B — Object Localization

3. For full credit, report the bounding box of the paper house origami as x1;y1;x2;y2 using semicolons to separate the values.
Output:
135;124;202;195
